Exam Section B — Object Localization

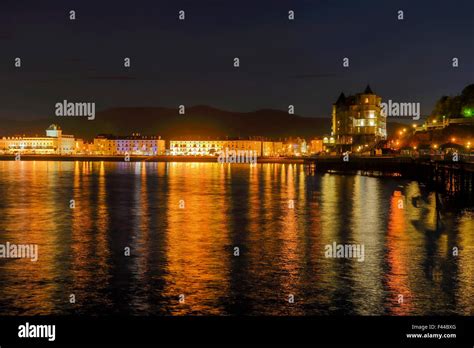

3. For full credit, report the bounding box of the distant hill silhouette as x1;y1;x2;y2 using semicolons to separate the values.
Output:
1;105;405;141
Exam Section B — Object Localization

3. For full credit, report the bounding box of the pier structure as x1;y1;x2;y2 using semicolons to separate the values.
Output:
304;155;474;198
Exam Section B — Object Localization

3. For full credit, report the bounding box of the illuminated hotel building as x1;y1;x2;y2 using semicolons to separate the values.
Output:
0;124;76;154
283;137;308;156
93;134;166;155
170;140;225;156
73;138;91;154
332;85;387;149
309;138;324;154
225;140;262;156
262;141;284;157
169;139;284;156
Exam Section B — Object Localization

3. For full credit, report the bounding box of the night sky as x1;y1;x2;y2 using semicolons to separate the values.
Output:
0;0;473;121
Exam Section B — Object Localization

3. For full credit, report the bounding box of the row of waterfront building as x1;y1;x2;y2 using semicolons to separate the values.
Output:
0;85;396;156
0;124;329;157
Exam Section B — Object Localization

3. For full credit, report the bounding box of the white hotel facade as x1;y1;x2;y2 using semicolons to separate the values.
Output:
0;124;76;154
169;139;284;157
93;134;166;155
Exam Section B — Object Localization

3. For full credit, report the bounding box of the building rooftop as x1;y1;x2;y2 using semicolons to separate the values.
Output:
96;134;161;140
335;92;346;104
364;85;374;94
47;124;61;130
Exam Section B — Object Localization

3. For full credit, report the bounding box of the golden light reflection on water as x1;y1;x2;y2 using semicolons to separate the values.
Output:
0;161;472;315
457;214;474;314
71;160;95;297
163;163;231;315
386;191;412;315
279;164;301;312
351;176;385;314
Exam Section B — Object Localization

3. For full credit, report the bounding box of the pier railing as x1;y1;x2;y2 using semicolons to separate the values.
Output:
304;155;474;197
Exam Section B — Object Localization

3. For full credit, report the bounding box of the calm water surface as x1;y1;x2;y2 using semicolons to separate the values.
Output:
0;161;473;315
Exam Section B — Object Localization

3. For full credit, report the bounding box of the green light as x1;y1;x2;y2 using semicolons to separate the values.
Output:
463;108;473;117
